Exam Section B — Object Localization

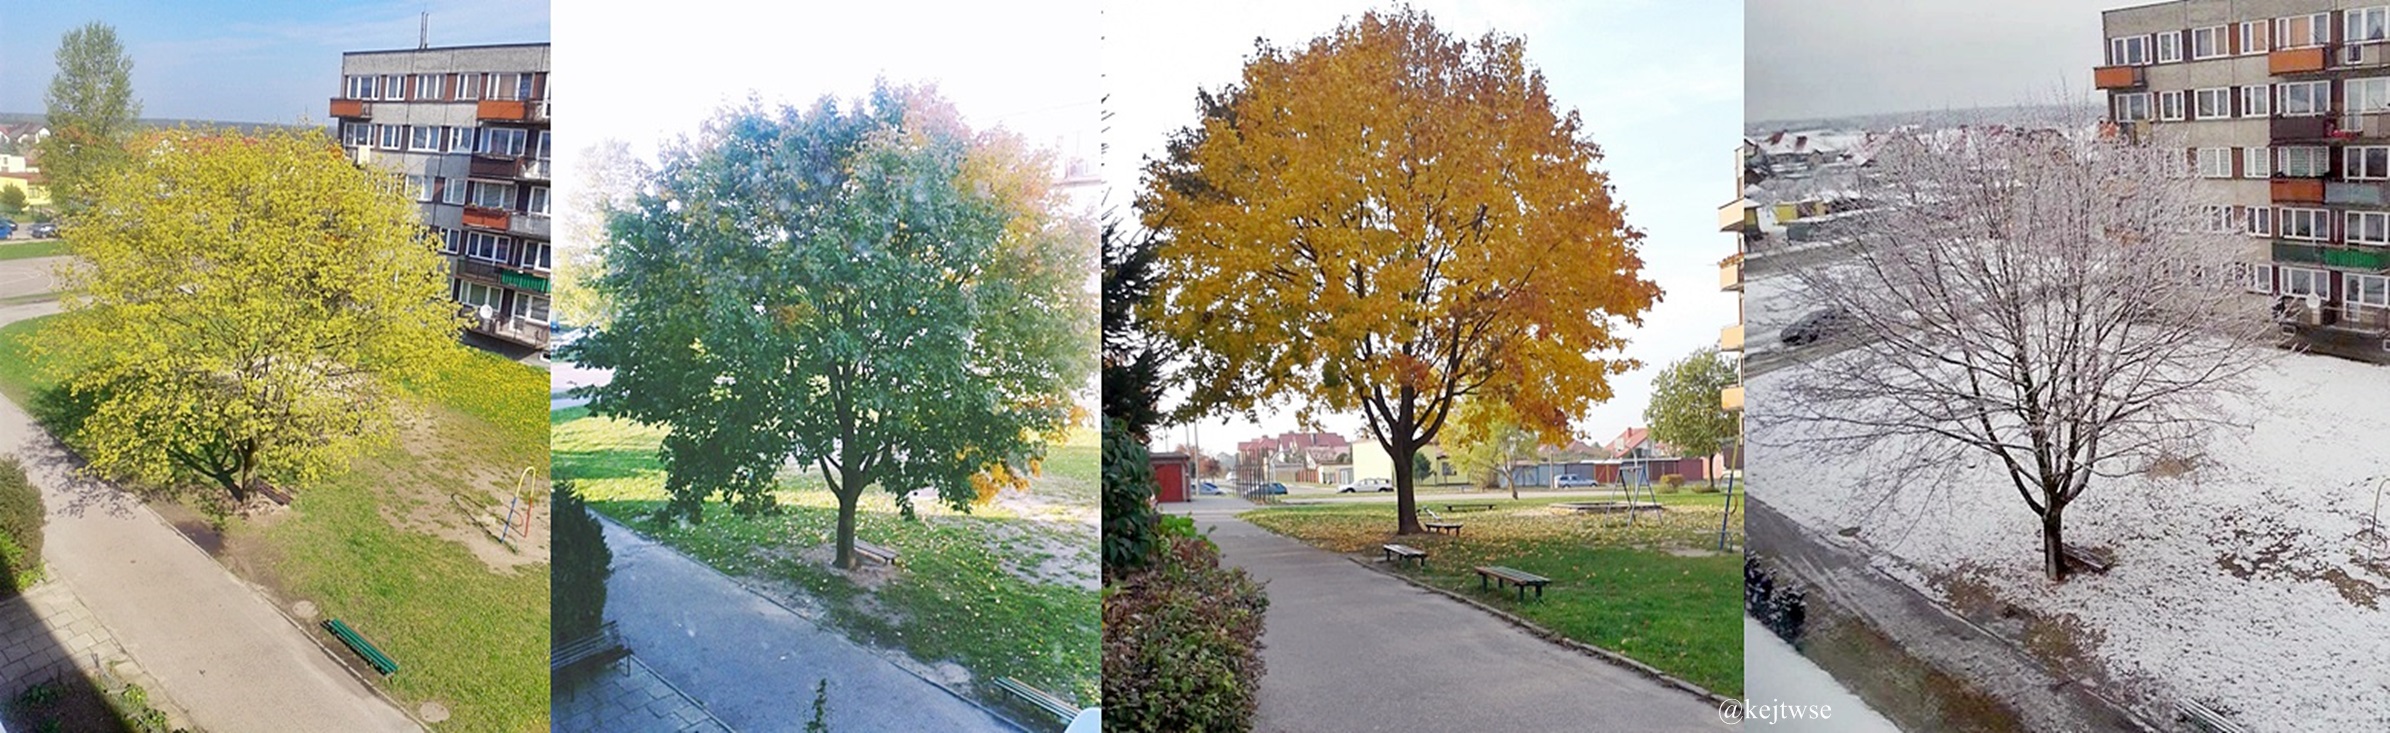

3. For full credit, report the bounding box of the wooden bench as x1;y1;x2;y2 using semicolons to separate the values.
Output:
854;539;902;567
1473;566;1551;601
2060;543;2114;575
1417;508;1464;536
549;621;629;673
993;676;1079;723
323;619;399;676
1381;543;1428;569
1443;503;1496;512
2180;700;2246;733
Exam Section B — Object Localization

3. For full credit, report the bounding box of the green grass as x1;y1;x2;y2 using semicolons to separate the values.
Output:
0;315;552;732
0;239;68;261
1241;496;1745;697
553;413;1101;707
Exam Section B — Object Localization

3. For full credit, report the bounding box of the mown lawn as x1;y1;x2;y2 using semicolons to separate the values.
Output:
0;314;552;732
1241;494;1745;697
0;239;69;261
552;412;1101;709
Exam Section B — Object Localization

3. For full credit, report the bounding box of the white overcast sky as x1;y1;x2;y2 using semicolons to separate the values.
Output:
1746;0;2103;123
559;1;1741;457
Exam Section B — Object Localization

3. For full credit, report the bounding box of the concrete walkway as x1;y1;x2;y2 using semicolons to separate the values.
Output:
0;300;419;732
1172;494;1726;732
598;518;1019;732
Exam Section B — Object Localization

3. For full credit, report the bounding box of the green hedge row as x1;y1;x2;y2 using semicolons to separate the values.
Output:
1101;535;1269;732
1;456;44;593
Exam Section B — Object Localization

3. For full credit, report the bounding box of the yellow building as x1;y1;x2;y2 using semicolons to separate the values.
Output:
0;172;48;209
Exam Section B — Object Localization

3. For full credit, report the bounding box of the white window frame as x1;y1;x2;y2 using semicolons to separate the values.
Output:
408;125;440;152
2282;266;2330;296
2281;80;2331;117
2200;205;2235;232
344;75;374;100
341;122;370;147
441;176;467;205
2349;273;2390;308
448;126;475;153
2196;147;2234;178
2194;88;2232;119
2281;146;2331;177
2112;35;2153;66
415;73;444;101
2241;20;2271;55
2116;92;2153;122
519;295;551;325
2278;13;2333;48
2248;206;2274;236
2243;263;2276;293
2192;26;2228;59
2158;31;2184;63
2350;146;2390;180
2160;90;2187;121
519;242;552;272
528;186;550;216
2282;207;2333;241
479;128;527;157
2241;84;2271;117
468;180;516;210
2244;146;2271;179
2350;210;2390;244
2352;77;2390;117
2353;7;2390;45
376;124;402;151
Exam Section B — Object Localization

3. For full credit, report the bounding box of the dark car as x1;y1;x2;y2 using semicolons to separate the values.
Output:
0;218;14;239
1780;307;1854;347
1252;482;1289;496
28;222;56;239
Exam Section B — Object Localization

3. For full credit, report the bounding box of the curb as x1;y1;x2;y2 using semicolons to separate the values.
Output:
1343;555;1737;709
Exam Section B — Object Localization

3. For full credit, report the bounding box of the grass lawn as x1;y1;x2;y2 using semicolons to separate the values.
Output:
552;412;1101;709
0;314;552;733
1241;492;1745;697
0;239;68;261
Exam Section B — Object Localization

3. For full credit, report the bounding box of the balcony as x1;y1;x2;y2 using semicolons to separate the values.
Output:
509;214;550;240
469;154;526;180
2327;181;2387;207
461;206;511;231
1720;258;1743;291
2342;112;2390;139
2271;46;2331;75
474;98;545;123
2272;177;2326;204
329;98;369;119
2092;65;2144;89
522;158;551;181
498;269;550;293
1720;324;1745;352
451;257;502;283
2272;115;2335;143
1717;198;1755;233
468;314;551;348
1720;385;1744;412
2274;240;2390;271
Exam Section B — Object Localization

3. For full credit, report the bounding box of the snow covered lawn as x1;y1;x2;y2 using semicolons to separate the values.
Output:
1751;351;2390;731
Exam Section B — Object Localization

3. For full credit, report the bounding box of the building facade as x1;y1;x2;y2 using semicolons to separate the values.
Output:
2100;1;2390;360
332;43;553;351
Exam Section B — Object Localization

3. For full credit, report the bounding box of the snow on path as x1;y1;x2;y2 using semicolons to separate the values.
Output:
1742;617;1903;732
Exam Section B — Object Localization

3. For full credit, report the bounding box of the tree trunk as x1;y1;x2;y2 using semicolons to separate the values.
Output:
1394;441;1423;535
833;475;863;570
2041;506;2068;581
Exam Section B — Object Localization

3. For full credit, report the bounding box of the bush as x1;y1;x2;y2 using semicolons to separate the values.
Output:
1102;417;1161;577
0;456;43;593
551;481;611;646
1659;474;1685;489
1102;536;1269;732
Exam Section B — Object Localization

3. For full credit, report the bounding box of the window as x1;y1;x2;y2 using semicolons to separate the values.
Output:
409;125;440;151
404;174;430;202
468;181;516;210
2248;206;2274;236
2192;26;2227;59
2158;31;2183;62
379;75;402;99
2354;7;2390;44
456;280;500;309
519;241;552;271
456;72;481;100
528;186;550;216
2282;266;2330;296
479;127;527;157
2281;207;2332;240
2194;88;2231;119
2353;77;2390;117
2241;84;2270;117
2351;146;2390;179
2350;210;2390;244
2350;274;2390;308
2278;13;2332;48
2197;147;2234;178
2281;81;2331;116
519;295;550;325
377;124;402;150
2243;263;2275;293
487;73;524;101
2241;20;2271;54
2244;147;2270;179
415;73;444;101
442;176;467;205
448;126;475;153
2160;90;2187;121
534;130;551;160
439;228;463;254
2116;92;2153;122
342;122;370;147
2111;35;2153;65
463;231;513;263
344;75;376;100
2281;146;2331;176
2201;205;2234;232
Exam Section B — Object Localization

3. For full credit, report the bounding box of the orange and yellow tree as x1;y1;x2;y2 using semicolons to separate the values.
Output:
1139;8;1659;534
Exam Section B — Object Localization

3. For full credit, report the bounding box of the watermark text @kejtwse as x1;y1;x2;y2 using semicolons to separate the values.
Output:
1719;699;1832;725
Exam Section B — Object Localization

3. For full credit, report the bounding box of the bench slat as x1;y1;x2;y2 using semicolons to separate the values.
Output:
995;676;1078;722
324;619;399;676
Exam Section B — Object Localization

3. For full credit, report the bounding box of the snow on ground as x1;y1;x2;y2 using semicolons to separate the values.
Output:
1743;617;1903;732
1750;352;2390;731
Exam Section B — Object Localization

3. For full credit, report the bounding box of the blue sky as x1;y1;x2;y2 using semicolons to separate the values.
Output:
0;0;549;123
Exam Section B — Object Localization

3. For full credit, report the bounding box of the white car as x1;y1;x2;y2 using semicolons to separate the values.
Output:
1554;475;1598;489
1338;477;1394;493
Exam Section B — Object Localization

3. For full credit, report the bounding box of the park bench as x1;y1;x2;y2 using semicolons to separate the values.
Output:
2180;700;2246;733
854;539;902;567
1417;508;1464;536
322;618;399;676
994;676;1079;723
549;621;629;673
1473;565;1551;601
1443;502;1496;512
2060;543;2114;575
1380;543;1428;569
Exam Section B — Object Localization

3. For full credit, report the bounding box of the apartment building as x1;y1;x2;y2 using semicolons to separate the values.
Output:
332;43;553;352
2100;1;2390;360
1719;144;1755;417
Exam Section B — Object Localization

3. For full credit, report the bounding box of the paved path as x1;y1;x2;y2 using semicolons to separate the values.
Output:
599;518;1019;732
553;653;734;733
0;578;130;699
0;300;419;732
1171;494;1725;733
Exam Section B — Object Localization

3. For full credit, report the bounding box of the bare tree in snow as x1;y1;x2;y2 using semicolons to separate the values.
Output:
1761;127;2275;580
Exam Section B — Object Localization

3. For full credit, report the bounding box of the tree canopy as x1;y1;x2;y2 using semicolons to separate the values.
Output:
569;84;1095;568
49;127;463;503
40;22;141;215
1445;397;1541;496
1139;8;1658;532
1643;348;1738;486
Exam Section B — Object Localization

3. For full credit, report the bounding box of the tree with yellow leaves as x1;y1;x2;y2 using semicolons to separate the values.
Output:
1140;8;1659;534
48;127;463;504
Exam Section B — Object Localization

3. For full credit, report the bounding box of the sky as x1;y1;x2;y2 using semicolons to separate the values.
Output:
1746;0;2103;124
1111;0;1744;457
0;0;549;123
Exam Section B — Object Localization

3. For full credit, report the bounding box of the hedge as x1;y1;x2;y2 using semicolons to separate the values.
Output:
0;455;44;593
1101;535;1269;732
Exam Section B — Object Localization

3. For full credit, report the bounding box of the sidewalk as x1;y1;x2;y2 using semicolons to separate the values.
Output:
597;518;1019;732
0;301;419;733
1173;494;1725;733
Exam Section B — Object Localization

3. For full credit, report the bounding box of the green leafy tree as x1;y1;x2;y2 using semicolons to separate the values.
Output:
1411;453;1432;482
551;481;611;646
570;85;1094;569
0;186;26;217
47;127;463;503
1445;397;1541;498
40;22;142;215
1643;348;1739;488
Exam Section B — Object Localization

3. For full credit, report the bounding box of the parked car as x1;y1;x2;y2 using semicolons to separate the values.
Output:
1252;482;1289;495
1337;477;1394;493
1198;480;1223;495
1553;475;1598;488
28;221;55;239
1780;307;1854;347
0;218;14;239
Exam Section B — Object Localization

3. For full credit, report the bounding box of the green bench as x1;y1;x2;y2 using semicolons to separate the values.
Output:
1473;565;1551;601
550;621;628;673
993;676;1078;723
323;619;398;676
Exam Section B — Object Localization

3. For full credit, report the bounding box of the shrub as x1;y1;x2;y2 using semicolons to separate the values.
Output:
1102;417;1161;577
1102;536;1268;732
551;481;611;646
1659;473;1685;489
0;456;43;593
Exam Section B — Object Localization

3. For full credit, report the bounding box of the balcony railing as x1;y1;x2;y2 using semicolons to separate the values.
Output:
2274;240;2390;271
1720;385;1744;412
1720;258;1743;292
462;206;511;231
469;154;524;180
2092;65;2144;89
2272;115;2335;143
1717;199;1755;233
468;314;551;348
498;269;550;293
474;99;544;123
1720;324;1745;352
2272;46;2332;74
451;257;502;283
509;214;550;240
329;98;369;119
2272;177;2327;204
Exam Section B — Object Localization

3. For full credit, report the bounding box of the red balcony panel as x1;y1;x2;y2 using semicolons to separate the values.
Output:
462;206;512;230
475;99;531;122
2272;177;2326;204
329;98;368;118
2271;46;2330;74
2093;65;2144;89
